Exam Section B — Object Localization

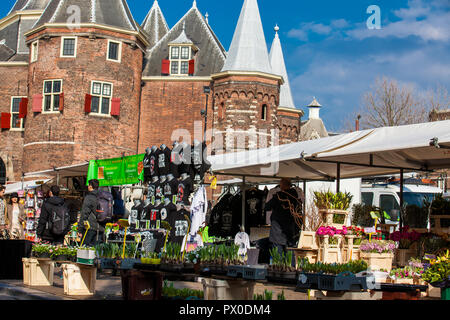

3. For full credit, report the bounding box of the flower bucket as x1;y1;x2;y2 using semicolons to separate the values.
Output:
395;248;417;267
361;252;394;272
76;249;96;265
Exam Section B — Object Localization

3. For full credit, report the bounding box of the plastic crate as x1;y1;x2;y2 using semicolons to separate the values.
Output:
119;259;140;270
226;265;245;278
242;265;267;280
296;272;320;290
98;258;116;270
318;272;367;292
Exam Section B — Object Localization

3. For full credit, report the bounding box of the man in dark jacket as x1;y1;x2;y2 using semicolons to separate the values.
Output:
37;185;69;244
265;178;303;256
78;179;104;246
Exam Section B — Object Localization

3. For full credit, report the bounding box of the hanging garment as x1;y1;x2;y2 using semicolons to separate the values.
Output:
189;186;208;237
163;178;179;204
143;151;152;183
208;193;235;238
155;182;164;201
245;188;267;230
170;147;181;179
170;208;190;246
191;142;210;180
157;146;171;176
235;231;251;256
149;202;163;229
149;149;159;179
160;201;177;224
177;176;193;205
265;186;280;225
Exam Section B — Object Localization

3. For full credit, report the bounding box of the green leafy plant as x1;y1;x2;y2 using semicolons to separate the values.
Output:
298;258;368;275
277;290;286;300
422;251;449;285
253;290;273;300
313;191;353;211
162;280;204;299
269;248;295;272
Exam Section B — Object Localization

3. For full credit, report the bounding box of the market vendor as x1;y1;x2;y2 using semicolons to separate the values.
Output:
265;178;303;257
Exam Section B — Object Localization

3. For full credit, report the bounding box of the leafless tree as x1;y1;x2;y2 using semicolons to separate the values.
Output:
357;77;427;129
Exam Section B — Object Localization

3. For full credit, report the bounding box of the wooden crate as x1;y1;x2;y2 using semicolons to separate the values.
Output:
22;258;54;286
361;252;394;272
62;263;96;296
297;231;319;250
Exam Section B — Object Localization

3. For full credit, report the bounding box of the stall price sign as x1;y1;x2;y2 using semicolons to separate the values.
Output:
87;154;145;187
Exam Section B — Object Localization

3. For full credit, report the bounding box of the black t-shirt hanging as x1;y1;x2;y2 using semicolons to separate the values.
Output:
160;201;177;226
155;181;164;201
177;177;193;205
169;208;190;246
142;230;166;253
191;142;210;180
163;178;179;203
157;147;171;176
148;181;159;202
209;193;236;238
149;150;159;178
149;202;163;229
245;188;266;229
143;152;152;183
130;202;144;230
170;148;181;179
178;146;193;177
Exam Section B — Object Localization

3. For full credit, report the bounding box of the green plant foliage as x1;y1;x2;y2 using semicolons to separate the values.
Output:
313;191;353;210
162;280;204;299
297;257;368;275
352;204;380;227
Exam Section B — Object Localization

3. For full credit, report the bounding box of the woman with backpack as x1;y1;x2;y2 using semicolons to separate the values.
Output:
7;192;26;239
37;186;70;244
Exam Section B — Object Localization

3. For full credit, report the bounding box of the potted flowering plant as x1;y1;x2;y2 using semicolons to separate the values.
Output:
360;240;396;272
51;246;76;262
346;226;364;245
388;258;425;285
31;242;54;259
313;191;353;225
268;248;296;283
390;226;421;267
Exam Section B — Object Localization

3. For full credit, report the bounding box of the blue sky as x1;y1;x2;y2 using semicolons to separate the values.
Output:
2;0;449;131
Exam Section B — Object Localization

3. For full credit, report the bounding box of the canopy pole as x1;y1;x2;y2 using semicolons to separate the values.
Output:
336;163;341;193
399;169;404;230
303;180;307;231
241;176;246;230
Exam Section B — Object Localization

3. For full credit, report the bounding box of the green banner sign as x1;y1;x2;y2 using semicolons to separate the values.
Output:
87;154;145;187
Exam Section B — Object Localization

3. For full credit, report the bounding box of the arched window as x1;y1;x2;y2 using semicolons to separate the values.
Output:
219;102;225;120
0;158;6;185
261;104;268;121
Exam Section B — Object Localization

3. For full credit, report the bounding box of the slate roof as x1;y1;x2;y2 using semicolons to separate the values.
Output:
143;5;226;77
33;0;139;32
269;26;295;109
221;0;272;74
141;0;169;48
0;43;15;61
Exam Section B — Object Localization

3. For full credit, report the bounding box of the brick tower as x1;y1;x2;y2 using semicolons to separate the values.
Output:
212;0;283;154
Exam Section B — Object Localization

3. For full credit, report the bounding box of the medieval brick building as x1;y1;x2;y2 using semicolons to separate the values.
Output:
0;0;328;184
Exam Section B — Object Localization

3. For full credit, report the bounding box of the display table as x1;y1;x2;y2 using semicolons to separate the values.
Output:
0;240;32;279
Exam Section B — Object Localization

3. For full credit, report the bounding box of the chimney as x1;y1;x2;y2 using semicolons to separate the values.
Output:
355;115;361;131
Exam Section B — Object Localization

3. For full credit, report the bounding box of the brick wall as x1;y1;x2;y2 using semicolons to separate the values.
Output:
0;64;28;182
22;27;143;173
139;79;214;152
212;73;280;152
277;108;302;144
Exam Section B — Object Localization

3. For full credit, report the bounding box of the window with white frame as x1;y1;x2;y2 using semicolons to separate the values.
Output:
60;37;77;57
90;81;113;115
43;80;62;113
10;97;25;130
169;45;191;75
107;40;122;62
31;41;38;63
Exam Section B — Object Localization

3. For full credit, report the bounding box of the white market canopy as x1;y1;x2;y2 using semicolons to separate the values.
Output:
4;179;52;195
24;162;89;180
208;120;450;182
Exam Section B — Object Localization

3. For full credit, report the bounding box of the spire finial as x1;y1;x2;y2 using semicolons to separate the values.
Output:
193;0;197;8
205;12;209;24
274;24;279;34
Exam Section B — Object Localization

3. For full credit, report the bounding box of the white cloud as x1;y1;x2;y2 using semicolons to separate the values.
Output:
287;22;333;41
347;0;450;42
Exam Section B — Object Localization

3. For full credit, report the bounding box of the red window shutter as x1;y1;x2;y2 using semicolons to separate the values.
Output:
84;94;92;113
188;59;195;75
19;98;28;118
111;98;121;116
161;59;170;75
32;94;43;113
59;93;64;111
1;113;11;129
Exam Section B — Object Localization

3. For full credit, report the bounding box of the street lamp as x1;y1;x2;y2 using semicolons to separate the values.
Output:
201;86;211;143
